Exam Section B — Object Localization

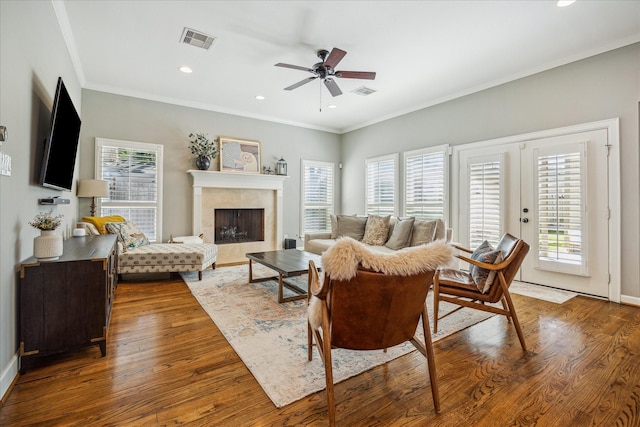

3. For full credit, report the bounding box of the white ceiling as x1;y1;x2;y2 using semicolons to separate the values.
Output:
59;0;640;134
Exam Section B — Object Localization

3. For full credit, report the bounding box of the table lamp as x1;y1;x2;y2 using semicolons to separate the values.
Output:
77;179;110;216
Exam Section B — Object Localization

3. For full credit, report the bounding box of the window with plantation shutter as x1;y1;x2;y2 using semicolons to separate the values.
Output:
534;143;586;274
366;154;397;216
404;146;448;220
95;138;163;242
468;155;503;248
301;160;334;235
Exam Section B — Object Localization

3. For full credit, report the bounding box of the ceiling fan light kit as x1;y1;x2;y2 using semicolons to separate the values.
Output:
275;47;376;97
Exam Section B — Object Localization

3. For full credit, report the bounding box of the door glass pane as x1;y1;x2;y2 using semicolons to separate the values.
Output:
537;151;583;265
469;159;502;248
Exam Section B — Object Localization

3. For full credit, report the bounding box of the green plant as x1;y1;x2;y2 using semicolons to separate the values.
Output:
189;133;219;159
29;209;63;230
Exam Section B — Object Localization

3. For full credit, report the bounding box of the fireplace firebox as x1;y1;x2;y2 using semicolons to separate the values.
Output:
215;208;264;244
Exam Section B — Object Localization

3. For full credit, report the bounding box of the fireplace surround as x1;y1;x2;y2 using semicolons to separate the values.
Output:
188;170;288;264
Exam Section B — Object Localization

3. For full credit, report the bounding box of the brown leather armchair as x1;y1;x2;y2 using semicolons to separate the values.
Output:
433;233;530;350
307;259;440;426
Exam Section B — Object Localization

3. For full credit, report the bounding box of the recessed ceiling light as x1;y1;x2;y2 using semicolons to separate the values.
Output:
328;104;337;109
557;0;576;7
255;95;265;100
179;66;193;74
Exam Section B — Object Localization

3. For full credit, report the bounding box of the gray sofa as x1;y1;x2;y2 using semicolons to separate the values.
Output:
304;215;452;255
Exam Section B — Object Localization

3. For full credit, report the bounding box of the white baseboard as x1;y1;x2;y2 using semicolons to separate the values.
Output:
620;294;640;307
1;354;19;402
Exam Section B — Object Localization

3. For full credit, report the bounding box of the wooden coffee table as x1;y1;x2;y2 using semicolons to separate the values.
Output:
246;249;322;303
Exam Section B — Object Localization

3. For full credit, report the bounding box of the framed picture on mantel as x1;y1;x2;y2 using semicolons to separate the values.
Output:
219;136;261;174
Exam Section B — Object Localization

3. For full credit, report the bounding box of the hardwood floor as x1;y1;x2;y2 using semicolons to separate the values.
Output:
1;274;639;426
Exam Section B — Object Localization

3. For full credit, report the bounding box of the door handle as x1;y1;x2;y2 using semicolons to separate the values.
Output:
521;218;529;223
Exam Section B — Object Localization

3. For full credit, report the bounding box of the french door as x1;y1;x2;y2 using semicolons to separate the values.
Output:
455;128;612;298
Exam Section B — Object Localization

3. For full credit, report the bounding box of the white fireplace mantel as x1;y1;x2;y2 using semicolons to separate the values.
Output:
187;170;289;248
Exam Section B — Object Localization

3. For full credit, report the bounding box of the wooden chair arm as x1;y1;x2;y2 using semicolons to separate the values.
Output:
456;239;523;271
456;254;504;271
309;260;329;300
451;243;473;254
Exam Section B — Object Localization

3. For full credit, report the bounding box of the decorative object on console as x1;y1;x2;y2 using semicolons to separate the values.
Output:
188;132;219;170
262;165;275;175
29;209;63;261
77;179;110;216
276;157;287;176
219;136;261;173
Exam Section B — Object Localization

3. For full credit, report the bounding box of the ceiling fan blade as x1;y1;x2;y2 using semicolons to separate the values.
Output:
323;48;347;69
336;71;376;80
324;78;343;97
284;76;317;90
275;63;314;73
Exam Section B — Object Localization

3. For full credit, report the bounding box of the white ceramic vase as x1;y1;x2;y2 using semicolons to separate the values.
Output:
34;230;63;261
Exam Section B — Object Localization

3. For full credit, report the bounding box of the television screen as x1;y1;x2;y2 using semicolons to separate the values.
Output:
39;77;81;192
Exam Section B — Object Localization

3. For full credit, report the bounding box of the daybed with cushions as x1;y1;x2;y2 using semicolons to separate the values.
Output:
77;216;217;280
304;214;452;255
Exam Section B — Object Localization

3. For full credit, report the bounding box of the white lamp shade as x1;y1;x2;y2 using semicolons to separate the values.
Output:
77;179;110;198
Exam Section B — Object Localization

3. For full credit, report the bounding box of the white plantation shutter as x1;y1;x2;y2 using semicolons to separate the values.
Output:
535;144;586;274
302;160;334;234
404;146;447;219
366;154;397;216
468;155;503;248
96;139;163;242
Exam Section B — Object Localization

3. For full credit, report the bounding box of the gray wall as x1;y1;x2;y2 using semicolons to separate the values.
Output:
0;1;83;398
79;91;342;242
341;43;640;298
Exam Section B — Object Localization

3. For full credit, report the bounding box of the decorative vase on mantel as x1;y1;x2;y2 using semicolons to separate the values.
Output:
196;155;211;171
33;230;63;261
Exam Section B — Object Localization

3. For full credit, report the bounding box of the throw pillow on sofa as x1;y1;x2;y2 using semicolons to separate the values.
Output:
361;214;391;246
385;217;415;250
105;221;150;252
336;215;368;241
82;215;126;234
410;219;438;246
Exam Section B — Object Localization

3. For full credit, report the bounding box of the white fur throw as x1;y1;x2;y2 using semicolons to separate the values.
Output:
321;237;453;281
307;237;453;330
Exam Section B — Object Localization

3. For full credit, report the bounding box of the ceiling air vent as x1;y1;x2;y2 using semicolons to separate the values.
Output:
351;86;377;96
180;27;216;50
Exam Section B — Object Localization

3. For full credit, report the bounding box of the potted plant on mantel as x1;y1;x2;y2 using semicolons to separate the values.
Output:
29;209;63;261
189;132;219;171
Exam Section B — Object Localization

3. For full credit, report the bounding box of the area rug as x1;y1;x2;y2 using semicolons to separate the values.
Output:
510;281;577;304
181;264;495;408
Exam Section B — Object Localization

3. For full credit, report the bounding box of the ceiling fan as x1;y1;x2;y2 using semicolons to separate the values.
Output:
275;47;376;97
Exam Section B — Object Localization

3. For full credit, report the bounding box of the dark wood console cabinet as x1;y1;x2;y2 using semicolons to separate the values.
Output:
19;234;118;373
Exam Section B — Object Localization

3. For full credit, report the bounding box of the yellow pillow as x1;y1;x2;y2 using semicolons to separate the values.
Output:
82;215;126;234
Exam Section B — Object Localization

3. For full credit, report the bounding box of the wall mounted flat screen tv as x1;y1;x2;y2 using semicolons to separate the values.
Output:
39;77;81;192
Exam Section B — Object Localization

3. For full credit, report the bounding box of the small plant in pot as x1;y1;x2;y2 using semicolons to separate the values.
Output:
29;209;64;261
189;132;219;170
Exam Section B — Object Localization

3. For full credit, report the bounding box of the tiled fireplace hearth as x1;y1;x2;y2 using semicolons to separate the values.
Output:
188;170;288;264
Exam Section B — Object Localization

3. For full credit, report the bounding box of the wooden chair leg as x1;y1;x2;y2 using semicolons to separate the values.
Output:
320;305;336;427
307;321;313;361
498;276;527;351
432;276;441;334
421;307;441;413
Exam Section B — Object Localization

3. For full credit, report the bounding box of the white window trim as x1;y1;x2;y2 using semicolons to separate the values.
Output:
94;138;164;241
402;144;450;221
365;153;399;216
300;159;335;237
